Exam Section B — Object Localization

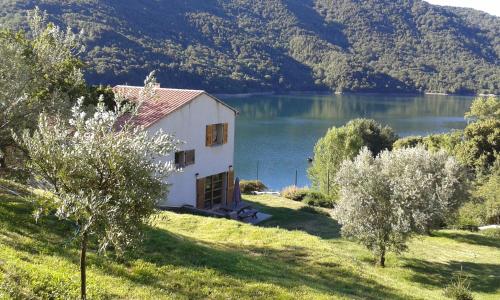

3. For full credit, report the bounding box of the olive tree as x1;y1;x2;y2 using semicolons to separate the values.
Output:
334;147;466;267
16;75;177;300
308;118;397;197
0;8;85;169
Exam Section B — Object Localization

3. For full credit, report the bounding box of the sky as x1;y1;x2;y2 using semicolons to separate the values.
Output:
425;0;500;16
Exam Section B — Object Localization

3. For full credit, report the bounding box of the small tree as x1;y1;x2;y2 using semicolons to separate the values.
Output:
456;96;500;175
16;75;177;299
308;118;397;197
464;96;499;122
0;8;85;169
334;147;466;267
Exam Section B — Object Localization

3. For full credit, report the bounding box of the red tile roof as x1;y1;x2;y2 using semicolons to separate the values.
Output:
113;85;236;128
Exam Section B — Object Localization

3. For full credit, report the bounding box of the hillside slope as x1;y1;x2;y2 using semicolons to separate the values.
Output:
0;181;499;299
0;0;499;94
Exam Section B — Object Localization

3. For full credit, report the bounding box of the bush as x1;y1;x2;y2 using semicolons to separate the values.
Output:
455;202;487;227
302;191;335;208
281;186;309;201
444;269;474;300
447;225;479;232
393;136;424;149
298;205;331;216
481;228;500;239
239;180;267;194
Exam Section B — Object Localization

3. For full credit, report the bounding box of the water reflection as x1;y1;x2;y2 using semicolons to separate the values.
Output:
224;93;473;190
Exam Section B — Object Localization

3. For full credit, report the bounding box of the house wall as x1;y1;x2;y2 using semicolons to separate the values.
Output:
147;94;236;207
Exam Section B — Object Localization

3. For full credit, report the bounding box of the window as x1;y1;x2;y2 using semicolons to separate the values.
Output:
213;124;224;145
203;173;226;209
175;150;195;168
206;123;228;146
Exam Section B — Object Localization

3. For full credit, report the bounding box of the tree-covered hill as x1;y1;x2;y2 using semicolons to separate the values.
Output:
1;0;499;94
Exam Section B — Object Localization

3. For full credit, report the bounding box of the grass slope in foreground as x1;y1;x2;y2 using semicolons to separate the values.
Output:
0;181;499;299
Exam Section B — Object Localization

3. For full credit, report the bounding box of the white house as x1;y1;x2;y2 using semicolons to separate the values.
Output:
114;84;238;209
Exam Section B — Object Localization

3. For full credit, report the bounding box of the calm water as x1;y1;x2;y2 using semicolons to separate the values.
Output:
223;93;473;190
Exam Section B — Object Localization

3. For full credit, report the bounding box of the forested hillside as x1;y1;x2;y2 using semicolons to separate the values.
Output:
1;0;499;94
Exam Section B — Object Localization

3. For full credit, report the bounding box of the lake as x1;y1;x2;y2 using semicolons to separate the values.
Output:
223;93;473;190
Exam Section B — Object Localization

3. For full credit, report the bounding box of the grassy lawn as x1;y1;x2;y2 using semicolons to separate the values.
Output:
0;181;499;299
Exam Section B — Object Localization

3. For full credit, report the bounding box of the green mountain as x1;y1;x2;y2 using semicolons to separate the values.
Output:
1;0;499;94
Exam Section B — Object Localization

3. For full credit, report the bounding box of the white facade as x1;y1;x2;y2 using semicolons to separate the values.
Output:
147;93;236;207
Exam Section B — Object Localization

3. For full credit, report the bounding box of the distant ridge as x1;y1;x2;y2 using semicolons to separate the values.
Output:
1;0;498;95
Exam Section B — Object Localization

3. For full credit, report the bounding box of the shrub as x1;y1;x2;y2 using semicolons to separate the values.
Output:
302;191;335;208
393;136;424;149
281;186;309;201
456;202;487;227
298;205;331;216
444;269;474;300
239;180;267;194
481;228;500;239
447;225;479;232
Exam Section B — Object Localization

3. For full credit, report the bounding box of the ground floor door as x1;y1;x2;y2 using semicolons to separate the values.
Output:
197;171;234;209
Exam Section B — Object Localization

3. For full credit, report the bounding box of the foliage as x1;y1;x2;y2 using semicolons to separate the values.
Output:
393;136;424;149
465;97;500;122
334;147;467;266
15;74;177;299
475;171;500;224
83;85;117;110
457;170;500;226
456;119;499;175
456;201;487;227
0;1;499;94
308;118;397;197
0;7;85;169
298;205;331;216
302;191;335;208
456;96;499;175
444;268;474;300
393;131;463;155
239;180;267;194
280;185;308;201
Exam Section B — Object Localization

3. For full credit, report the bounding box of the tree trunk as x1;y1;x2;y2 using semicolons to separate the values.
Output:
80;232;88;300
378;248;386;267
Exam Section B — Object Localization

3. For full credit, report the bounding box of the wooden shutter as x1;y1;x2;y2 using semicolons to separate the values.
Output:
223;123;228;144
226;170;235;207
206;125;213;146
196;178;205;209
185;150;195;165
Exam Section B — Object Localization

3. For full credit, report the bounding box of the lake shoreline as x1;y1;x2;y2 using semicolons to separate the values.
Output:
216;90;490;99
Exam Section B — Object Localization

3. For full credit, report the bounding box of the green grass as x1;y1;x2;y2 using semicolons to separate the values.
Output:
0;181;499;299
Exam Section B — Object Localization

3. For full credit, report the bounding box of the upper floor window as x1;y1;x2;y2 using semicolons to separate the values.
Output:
175;150;195;168
206;123;228;146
